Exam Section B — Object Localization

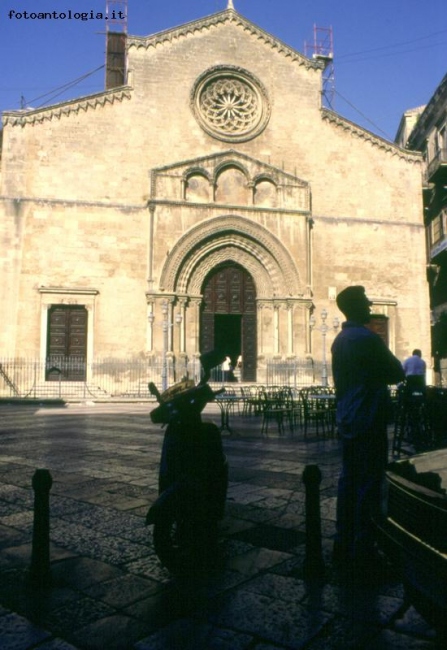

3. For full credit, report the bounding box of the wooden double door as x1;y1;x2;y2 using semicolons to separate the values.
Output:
200;264;257;381
46;305;88;381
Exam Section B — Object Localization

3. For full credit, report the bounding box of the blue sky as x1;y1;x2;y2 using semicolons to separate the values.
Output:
2;0;446;141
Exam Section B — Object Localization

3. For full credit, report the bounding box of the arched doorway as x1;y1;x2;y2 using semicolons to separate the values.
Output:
200;263;257;381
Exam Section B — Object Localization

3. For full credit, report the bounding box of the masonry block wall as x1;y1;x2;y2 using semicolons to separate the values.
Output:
0;8;430;373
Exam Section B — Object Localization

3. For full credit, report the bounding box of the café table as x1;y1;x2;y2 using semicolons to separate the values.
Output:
215;392;241;435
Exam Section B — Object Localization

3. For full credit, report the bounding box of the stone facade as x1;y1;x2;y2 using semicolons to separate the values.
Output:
397;72;447;379
0;7;430;384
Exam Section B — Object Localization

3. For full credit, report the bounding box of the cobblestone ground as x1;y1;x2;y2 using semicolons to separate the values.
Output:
0;402;441;649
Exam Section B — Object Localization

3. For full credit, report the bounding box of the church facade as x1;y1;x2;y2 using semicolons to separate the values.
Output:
0;7;430;387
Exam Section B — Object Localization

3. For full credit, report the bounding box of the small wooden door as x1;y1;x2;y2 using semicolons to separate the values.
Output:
366;314;389;347
46;305;88;381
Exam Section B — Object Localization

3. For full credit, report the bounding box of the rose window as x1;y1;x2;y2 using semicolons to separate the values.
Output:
192;67;270;142
201;77;259;135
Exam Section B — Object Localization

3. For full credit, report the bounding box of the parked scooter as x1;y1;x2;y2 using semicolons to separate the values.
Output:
146;351;228;576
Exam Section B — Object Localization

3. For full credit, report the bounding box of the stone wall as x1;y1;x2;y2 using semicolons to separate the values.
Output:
0;8;430;375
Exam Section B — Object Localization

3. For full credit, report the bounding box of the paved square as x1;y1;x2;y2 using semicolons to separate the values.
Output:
0;403;439;649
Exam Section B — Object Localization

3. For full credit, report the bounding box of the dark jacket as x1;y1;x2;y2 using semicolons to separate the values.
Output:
331;321;405;439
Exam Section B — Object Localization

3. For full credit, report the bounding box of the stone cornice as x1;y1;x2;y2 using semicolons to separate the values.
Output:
128;9;321;71
0;196;143;211
314;213;424;229
148;198;309;216
322;109;423;162
38;287;99;296
3;87;133;127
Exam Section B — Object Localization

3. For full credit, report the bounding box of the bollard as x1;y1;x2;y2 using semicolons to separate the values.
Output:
302;464;325;582
29;469;53;588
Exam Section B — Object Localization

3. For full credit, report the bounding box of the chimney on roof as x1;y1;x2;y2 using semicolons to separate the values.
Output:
105;32;127;90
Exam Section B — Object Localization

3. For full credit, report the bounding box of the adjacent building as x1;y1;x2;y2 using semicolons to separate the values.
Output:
0;5;430;392
397;72;447;380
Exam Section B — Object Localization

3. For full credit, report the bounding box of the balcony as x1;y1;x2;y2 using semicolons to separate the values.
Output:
427;148;447;183
430;234;447;261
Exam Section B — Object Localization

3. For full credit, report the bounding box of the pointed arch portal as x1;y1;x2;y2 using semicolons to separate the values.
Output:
154;214;307;381
200;263;257;381
159;214;302;298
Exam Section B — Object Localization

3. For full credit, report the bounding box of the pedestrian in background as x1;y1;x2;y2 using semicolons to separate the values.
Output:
331;286;404;577
403;348;426;393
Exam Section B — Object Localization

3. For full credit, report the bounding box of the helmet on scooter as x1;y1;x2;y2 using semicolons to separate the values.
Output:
149;349;226;424
150;380;219;424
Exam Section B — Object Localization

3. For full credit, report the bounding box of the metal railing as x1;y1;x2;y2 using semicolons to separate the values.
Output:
0;356;198;400
0;356;329;400
266;357;328;387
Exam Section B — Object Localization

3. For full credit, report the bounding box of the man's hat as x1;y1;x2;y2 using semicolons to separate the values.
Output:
336;285;372;315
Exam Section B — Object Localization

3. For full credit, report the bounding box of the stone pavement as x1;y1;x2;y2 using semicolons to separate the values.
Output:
0;402;441;649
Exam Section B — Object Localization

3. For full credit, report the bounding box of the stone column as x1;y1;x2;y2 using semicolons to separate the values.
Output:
40;305;51;379
273;303;280;355
305;303;313;354
167;299;174;353
146;299;155;353
189;298;202;356
147;204;156;290
178;298;187;354
84;304;94;383
247;180;255;205
287;301;294;356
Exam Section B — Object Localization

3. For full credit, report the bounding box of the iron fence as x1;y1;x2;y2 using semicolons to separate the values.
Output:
0;357;197;400
0;356;330;400
265;357;329;387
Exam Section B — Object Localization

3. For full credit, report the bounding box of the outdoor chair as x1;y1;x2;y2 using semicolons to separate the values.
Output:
300;386;336;438
260;387;291;436
241;385;263;416
221;386;241;415
281;386;304;433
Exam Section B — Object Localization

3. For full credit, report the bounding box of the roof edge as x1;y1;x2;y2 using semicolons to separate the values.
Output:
3;86;133;127
407;72;447;149
127;8;322;71
322;109;423;161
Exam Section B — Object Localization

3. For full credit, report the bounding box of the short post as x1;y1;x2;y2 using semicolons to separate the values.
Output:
302;464;325;581
29;469;53;588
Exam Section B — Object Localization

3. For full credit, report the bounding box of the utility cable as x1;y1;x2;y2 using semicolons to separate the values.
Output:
25;65;105;109
334;89;393;141
337;28;447;62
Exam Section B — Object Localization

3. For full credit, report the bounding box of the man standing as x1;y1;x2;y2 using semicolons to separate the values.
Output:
331;286;404;574
403;349;426;393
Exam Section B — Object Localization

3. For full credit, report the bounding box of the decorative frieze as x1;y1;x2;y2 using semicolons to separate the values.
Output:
322;109;423;162
3;88;132;127
128;8;322;73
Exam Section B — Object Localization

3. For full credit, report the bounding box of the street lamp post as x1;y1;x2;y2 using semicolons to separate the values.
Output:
310;308;340;386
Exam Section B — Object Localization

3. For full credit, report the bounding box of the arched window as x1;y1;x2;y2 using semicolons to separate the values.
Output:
185;173;210;203
215;166;249;205
254;178;278;207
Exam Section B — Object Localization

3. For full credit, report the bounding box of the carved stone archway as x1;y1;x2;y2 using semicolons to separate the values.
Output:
159;214;302;297
147;214;310;379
